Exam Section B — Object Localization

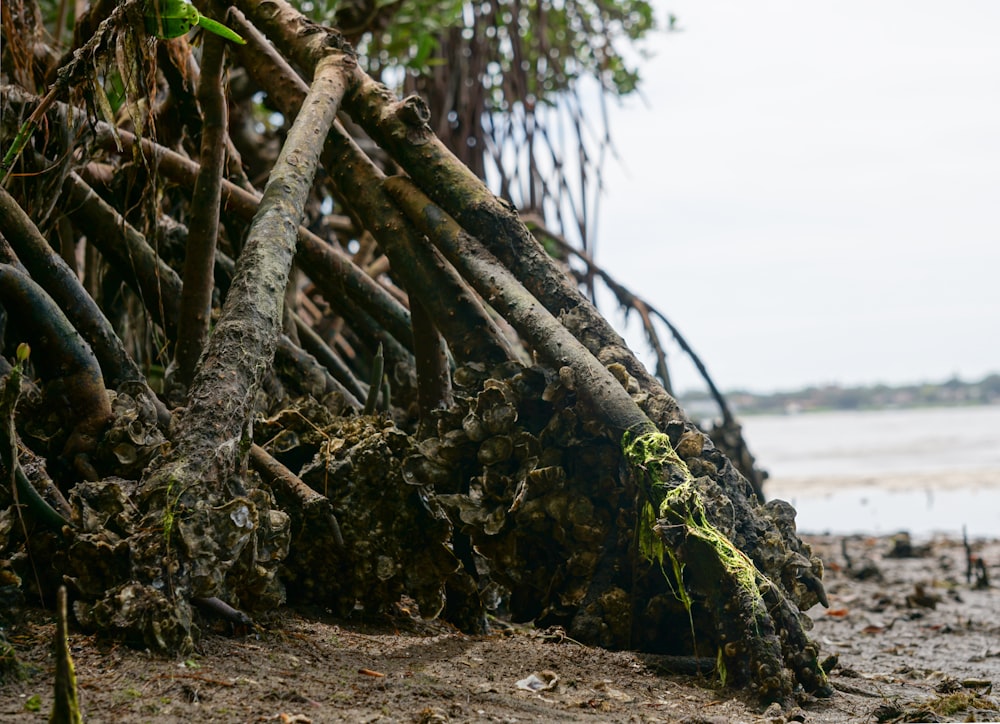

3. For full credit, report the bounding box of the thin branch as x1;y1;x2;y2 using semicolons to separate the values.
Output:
174;34;228;386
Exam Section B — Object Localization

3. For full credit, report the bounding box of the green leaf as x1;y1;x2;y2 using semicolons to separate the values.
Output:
144;0;245;44
197;15;246;45
144;0;199;37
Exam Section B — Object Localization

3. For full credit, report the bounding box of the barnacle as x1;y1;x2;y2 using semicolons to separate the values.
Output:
283;414;459;619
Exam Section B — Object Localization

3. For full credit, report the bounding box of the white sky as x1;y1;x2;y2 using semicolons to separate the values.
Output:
596;0;1000;394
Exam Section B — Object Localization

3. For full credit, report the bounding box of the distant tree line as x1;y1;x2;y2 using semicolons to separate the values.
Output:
682;373;1000;416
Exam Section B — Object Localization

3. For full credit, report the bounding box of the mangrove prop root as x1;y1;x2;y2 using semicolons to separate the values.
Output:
0;264;112;469
191;596;254;627
250;442;344;549
61;172;182;337
0;187;159;411
239;0;519;367
60;168;355;410
383;176;646;436
318;118;515;368
174;32;228;387
410;298;454;427
106;51;350;646
0;348;72;532
624;430;830;700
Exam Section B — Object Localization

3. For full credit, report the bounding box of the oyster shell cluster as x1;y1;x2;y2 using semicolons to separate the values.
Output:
404;359;825;657
1;351;823;664
258;405;459;620
404;361;642;639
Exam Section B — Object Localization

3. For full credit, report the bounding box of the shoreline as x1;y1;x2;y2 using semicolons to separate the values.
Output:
765;469;1000;539
765;467;1000;497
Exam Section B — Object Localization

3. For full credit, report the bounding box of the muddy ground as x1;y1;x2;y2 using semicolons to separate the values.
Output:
2;533;999;723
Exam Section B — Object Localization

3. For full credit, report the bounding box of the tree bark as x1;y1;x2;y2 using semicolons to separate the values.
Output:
0;263;112;473
0;188;159;415
83;51;354;649
174;34;228;386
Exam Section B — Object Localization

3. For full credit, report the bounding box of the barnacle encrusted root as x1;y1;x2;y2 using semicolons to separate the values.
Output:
623;430;829;702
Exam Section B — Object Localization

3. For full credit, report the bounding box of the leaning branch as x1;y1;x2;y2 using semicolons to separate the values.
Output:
174;34;229;386
136;49;352;613
529;218;736;426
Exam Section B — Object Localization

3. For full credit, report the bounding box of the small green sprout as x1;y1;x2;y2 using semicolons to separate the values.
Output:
144;0;246;44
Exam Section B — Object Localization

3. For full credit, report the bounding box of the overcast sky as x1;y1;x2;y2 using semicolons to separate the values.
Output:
596;0;1000;394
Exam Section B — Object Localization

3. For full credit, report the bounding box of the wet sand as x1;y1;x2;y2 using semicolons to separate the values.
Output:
766;470;1000;539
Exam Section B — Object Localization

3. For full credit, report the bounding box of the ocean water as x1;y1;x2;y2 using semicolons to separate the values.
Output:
739;405;1000;538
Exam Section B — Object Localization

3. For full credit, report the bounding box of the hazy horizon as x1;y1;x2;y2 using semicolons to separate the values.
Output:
679;368;1000;398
